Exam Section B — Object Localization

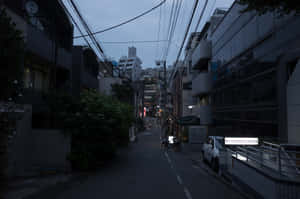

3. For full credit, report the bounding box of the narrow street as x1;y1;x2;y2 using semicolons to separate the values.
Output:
30;125;246;199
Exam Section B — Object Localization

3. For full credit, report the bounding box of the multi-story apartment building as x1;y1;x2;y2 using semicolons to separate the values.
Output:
209;2;300;143
178;8;227;141
117;47;142;81
142;73;159;117
2;0;73;128
72;46;99;98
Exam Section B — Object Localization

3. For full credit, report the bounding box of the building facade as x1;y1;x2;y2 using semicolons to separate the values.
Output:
208;2;300;142
2;0;74;128
141;71;159;117
72;46;99;98
117;47;142;81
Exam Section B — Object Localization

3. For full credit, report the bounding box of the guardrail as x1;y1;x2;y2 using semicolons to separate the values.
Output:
227;142;300;180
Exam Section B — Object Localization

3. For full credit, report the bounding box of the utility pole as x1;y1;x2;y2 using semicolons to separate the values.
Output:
156;60;168;138
163;60;168;138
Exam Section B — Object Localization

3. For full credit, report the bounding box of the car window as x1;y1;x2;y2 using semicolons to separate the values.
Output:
215;138;225;149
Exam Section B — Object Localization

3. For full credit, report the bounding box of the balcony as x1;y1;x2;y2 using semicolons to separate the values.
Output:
192;72;213;96
183;74;192;84
192;40;212;69
193;105;212;125
26;22;72;70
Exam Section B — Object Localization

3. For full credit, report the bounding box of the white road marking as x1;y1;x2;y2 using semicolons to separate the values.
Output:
167;157;172;164
176;175;183;185
164;151;169;158
184;187;193;199
164;151;194;199
165;152;172;164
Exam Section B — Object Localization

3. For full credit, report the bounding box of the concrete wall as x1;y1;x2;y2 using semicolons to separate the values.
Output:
287;60;300;144
229;157;300;199
229;158;277;199
30;129;71;173
5;106;71;178
6;105;33;177
99;77;122;96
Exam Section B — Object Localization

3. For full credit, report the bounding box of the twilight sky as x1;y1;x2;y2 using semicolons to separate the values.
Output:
65;0;235;68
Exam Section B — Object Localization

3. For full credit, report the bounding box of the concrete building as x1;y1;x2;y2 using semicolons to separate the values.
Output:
99;77;122;96
176;8;228;143
117;47;142;81
72;46;99;98
207;2;300;142
1;0;73;177
2;0;74;128
98;59;114;78
141;68;160;117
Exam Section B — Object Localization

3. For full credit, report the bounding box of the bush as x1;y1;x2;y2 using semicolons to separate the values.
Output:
48;90;134;170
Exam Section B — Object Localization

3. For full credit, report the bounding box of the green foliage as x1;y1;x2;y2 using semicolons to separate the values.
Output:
111;83;134;104
48;90;134;170
238;0;300;15
0;9;24;101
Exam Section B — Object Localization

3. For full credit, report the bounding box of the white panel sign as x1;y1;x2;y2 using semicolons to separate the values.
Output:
225;137;259;145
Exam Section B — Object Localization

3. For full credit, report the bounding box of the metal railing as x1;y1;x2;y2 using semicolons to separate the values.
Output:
227;142;300;180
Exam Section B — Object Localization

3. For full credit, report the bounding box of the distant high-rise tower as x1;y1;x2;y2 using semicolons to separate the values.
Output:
117;47;142;81
128;47;137;58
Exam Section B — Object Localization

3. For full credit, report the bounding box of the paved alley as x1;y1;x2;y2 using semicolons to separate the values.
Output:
27;126;246;199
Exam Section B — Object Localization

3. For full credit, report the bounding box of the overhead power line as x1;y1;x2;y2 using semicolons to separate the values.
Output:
194;0;209;32
69;0;106;58
101;40;168;44
60;0;122;75
174;0;199;66
58;0;93;50
73;0;167;39
162;0;175;60
164;0;183;59
155;4;162;58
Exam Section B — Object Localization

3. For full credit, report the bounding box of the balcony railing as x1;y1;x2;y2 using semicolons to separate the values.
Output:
192;72;213;96
22;18;72;70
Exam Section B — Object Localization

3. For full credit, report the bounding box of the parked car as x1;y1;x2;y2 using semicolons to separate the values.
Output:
202;136;227;173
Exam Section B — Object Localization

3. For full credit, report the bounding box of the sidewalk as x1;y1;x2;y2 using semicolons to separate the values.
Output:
4;173;83;199
179;142;254;199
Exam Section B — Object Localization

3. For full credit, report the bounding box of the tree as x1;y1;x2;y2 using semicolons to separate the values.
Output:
238;0;300;15
111;82;134;105
0;9;24;101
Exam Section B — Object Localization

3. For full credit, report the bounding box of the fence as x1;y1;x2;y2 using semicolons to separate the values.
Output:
226;141;300;199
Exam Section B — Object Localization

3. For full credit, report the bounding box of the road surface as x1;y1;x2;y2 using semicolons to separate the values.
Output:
29;126;246;199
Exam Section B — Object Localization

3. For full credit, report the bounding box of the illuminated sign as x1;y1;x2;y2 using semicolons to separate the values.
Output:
225;137;259;145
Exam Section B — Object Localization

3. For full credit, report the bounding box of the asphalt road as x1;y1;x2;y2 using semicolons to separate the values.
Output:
36;126;246;199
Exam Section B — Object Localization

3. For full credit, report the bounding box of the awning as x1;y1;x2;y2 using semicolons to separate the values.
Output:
177;115;200;126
